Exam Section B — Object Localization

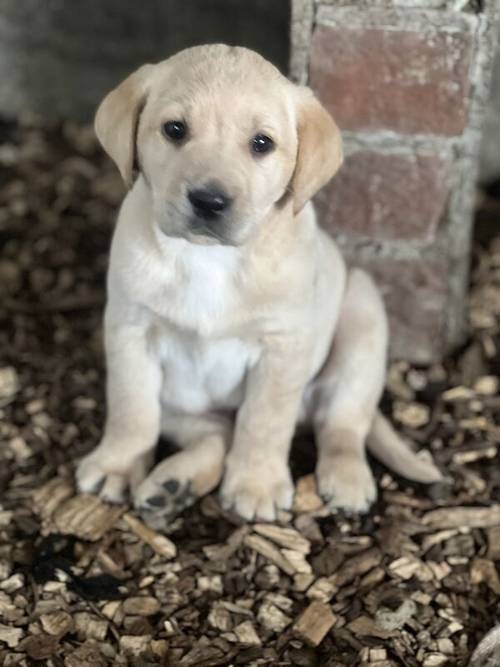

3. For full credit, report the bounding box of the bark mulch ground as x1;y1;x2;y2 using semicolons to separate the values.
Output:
1;116;500;666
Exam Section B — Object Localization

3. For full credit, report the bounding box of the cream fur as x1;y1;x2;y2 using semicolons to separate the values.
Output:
76;44;441;525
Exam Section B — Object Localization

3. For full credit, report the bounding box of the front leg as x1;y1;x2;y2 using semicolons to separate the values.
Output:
76;305;161;502
220;336;309;521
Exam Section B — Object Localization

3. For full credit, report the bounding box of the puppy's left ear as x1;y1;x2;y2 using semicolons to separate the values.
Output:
95;64;154;188
292;87;343;214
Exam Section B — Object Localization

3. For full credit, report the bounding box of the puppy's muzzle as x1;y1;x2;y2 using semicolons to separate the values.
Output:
188;186;231;220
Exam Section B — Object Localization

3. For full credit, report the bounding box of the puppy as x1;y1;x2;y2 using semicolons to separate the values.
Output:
76;44;441;528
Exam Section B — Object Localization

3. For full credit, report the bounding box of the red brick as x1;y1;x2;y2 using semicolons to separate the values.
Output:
316;149;450;242
348;254;449;362
310;23;473;136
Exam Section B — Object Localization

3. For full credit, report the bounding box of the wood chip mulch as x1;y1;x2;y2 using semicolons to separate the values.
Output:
1;115;500;666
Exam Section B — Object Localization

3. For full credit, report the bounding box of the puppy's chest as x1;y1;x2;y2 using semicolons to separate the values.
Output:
146;243;242;335
151;327;260;413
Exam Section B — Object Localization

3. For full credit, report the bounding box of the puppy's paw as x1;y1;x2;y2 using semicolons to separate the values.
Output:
133;476;196;531
76;445;148;504
317;453;377;514
220;461;294;522
133;444;226;530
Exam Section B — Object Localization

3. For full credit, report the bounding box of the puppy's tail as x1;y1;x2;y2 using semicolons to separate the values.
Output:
366;410;443;483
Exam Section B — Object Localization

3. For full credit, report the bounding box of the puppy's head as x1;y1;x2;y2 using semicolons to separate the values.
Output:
95;45;342;246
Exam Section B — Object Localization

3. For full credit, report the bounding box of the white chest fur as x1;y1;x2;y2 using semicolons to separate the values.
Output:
151;327;260;413
145;242;258;413
116;230;261;414
166;240;242;334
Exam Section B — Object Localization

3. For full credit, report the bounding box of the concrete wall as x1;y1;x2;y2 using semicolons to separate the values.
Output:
480;23;500;184
0;0;290;122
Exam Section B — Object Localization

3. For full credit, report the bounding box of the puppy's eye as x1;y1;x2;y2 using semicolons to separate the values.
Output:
162;120;187;142
251;134;274;155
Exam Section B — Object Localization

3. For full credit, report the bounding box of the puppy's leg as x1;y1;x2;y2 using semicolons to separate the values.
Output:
76;318;161;503
133;412;231;530
220;338;309;522
313;268;388;513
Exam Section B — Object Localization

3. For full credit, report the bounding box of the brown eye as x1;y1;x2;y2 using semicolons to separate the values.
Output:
162;120;187;142
251;133;274;155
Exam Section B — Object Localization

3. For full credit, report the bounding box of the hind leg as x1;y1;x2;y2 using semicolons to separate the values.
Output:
133;411;231;530
313;269;388;513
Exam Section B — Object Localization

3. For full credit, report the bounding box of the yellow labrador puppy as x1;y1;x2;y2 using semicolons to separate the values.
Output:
76;45;441;528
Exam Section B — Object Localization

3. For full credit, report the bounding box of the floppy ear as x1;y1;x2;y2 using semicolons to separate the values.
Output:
94;64;154;187
292;87;343;214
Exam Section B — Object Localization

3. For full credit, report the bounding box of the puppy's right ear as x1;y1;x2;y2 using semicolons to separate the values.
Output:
95;64;154;187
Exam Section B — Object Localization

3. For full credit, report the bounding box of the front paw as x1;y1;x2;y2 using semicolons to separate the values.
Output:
76;444;148;504
220;459;294;522
317;452;377;514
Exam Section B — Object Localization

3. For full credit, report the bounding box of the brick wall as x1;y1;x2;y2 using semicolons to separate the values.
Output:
291;0;499;363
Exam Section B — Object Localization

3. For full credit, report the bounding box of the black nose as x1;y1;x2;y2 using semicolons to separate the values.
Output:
188;187;230;217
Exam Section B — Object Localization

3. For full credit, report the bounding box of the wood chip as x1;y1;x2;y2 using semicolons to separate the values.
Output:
293;475;324;513
442;386;474;401
470;558;500;594
421;529;461;553
34;484;126;540
64;641;108;667
376;599;417;631
331;548;382;587
0;366;19;406
474;375;499;395
208;603;233;632
487;526;500;560
432;562;452;581
293;601;337;647
123;596;161;616
119;635;152;657
253;524;311;554
40;610;74;636
294;573;315;592
257;600;292;633
470;625;500;667
368;647;388;661
0;624;23;648
20;634;59;660
347;615;395;640
122;513;177;559
234;620;261;647
33;478;74;518
387;556;417;580
74;612;109;640
243;533;296;576
393;401;430;428
197;575;224;594
422;506;500;530
453;446;497;464
423;653;448;667
0;574;24;593
306;577;337;602
281;548;312;574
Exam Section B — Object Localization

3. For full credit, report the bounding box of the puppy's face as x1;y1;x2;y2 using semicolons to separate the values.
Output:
138;49;296;246
95;45;343;247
